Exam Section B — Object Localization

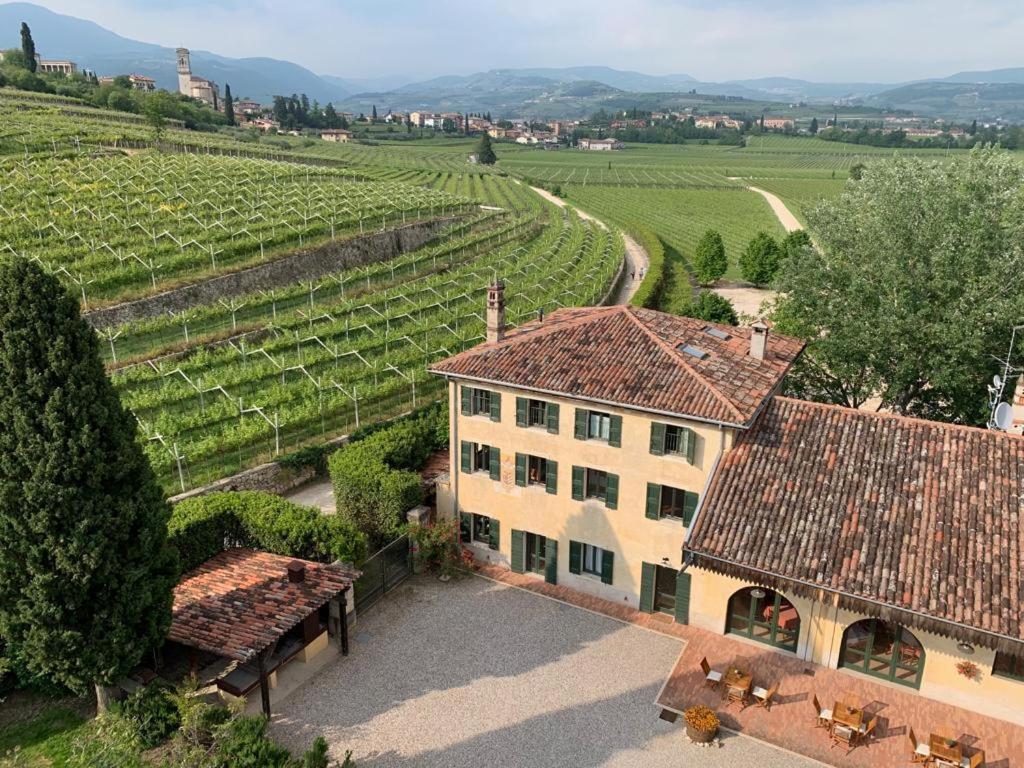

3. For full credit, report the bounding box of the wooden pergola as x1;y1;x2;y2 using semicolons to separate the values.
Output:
168;548;358;716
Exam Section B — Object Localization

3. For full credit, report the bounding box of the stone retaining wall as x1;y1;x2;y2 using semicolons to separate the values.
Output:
86;217;462;329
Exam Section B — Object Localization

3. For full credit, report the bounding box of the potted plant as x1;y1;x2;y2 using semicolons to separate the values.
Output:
956;660;980;681
683;704;720;743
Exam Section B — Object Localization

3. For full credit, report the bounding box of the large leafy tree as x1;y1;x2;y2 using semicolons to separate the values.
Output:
692;229;727;285
682;291;738;326
20;22;36;73
0;259;177;710
739;231;781;286
772;148;1024;423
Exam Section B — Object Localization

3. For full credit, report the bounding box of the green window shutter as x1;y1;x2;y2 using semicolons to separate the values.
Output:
460;385;472;416
639;562;657;612
571;466;584;500
609;415;622;447
488;518;500;551
489;447;501;480
569;540;582;574
650;422;666;455
683;491;699;526
515;396;528;427
605;473;619;510
460;441;471;473
459;512;471;543
489;391;501;422
600;549;614;585
682;427;696;464
645;483;661;520
675;570;692;624
545;538;558;584
515;453;527;487
545;460;558;495
546;402;560;434
510;529;525;573
574;408;588;440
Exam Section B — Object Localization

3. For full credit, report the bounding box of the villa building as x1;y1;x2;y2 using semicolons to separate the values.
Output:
176;48;219;109
321;129;353;143
579;137;623;150
430;288;1024;725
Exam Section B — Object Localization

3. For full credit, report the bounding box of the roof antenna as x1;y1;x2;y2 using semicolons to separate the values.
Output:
987;323;1023;431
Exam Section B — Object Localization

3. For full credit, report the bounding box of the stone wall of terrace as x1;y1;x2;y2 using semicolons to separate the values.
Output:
85;216;464;329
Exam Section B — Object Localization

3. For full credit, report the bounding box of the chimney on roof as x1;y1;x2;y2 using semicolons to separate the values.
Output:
486;280;506;343
1012;377;1024;435
749;319;769;361
287;560;306;584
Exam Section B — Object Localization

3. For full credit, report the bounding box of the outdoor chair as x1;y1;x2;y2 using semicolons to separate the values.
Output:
700;657;723;690
965;750;985;768
812;694;832;728
725;685;747;710
830;723;855;754
908;727;930;763
857;715;878;744
751;682;779;711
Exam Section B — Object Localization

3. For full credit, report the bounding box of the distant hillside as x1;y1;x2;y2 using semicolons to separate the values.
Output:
866;81;1024;121
0;1;350;103
940;67;1024;84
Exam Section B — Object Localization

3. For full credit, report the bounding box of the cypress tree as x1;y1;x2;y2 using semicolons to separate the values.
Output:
20;22;36;73
223;83;235;126
0;259;177;711
476;132;497;165
371;104;378;122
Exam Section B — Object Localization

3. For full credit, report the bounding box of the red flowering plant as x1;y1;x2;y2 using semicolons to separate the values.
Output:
956;660;980;680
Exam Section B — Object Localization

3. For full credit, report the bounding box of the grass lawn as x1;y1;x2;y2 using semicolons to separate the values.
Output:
0;692;93;767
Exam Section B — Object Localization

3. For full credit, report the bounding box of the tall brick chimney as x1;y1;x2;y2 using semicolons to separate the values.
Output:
486;280;506;344
749;319;769;361
1012;377;1024;435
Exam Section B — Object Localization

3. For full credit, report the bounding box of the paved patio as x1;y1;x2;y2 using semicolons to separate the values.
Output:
270;574;817;767
477;563;1020;768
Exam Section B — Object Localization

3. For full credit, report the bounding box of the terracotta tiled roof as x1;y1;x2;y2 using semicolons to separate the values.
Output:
169;548;357;661
687;397;1024;645
428;306;804;426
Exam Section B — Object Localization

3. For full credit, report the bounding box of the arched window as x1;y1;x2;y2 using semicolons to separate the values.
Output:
726;587;800;652
839;618;925;688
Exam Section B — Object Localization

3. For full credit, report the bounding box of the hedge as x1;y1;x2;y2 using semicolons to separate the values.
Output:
627;224;667;310
168;491;367;573
329;403;448;548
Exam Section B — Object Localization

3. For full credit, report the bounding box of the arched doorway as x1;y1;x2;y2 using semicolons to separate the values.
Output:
839;618;925;688
726;586;800;652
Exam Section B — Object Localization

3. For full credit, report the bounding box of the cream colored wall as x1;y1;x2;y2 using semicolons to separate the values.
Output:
689;567;1024;725
448;379;731;608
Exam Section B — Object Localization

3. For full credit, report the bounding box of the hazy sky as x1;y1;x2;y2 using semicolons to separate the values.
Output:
29;0;1024;82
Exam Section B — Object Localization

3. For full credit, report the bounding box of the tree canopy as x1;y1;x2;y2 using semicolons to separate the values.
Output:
738;231;781;286
476;133;497;165
682;291;738;326
20;22;36;73
0;259;177;708
771;148;1024;423
692;229;727;285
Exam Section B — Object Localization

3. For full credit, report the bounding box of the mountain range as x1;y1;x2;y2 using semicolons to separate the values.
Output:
2;2;1023;119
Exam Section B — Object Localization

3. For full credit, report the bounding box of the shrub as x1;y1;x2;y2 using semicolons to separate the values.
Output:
683;704;719;732
781;229;812;262
208;715;293;768
739;231;782;286
169;491;367;572
692;229;727;285
329;405;447;548
628;224;666;309
682;291;738;326
114;684;181;748
68;714;145;768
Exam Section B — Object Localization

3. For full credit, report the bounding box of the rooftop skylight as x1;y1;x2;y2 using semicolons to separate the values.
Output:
677;343;709;360
703;326;731;341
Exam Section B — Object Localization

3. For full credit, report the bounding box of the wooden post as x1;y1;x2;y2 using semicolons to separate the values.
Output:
256;651;271;717
339;588;350;656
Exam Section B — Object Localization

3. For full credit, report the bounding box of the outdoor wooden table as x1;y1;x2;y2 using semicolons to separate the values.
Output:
929;733;964;766
832;701;864;731
722;667;752;693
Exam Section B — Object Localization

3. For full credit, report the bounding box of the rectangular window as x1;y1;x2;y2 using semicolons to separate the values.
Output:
993;652;1024;682
471;388;491;416
588;411;611;440
527;399;547;427
525;532;546;574
582;544;605;576
472;444;491;473
663;425;688;455
472;514;491;545
528;455;548;485
585;469;608;500
661;486;690;520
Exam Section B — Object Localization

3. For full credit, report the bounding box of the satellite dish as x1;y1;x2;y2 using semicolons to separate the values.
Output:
994;402;1014;431
994;374;1003;389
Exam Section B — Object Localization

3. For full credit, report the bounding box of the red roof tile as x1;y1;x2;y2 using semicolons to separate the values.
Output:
429;306;804;426
169;548;357;661
687;397;1024;645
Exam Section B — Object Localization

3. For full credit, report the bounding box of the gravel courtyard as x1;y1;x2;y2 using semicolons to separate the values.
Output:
271;575;817;768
